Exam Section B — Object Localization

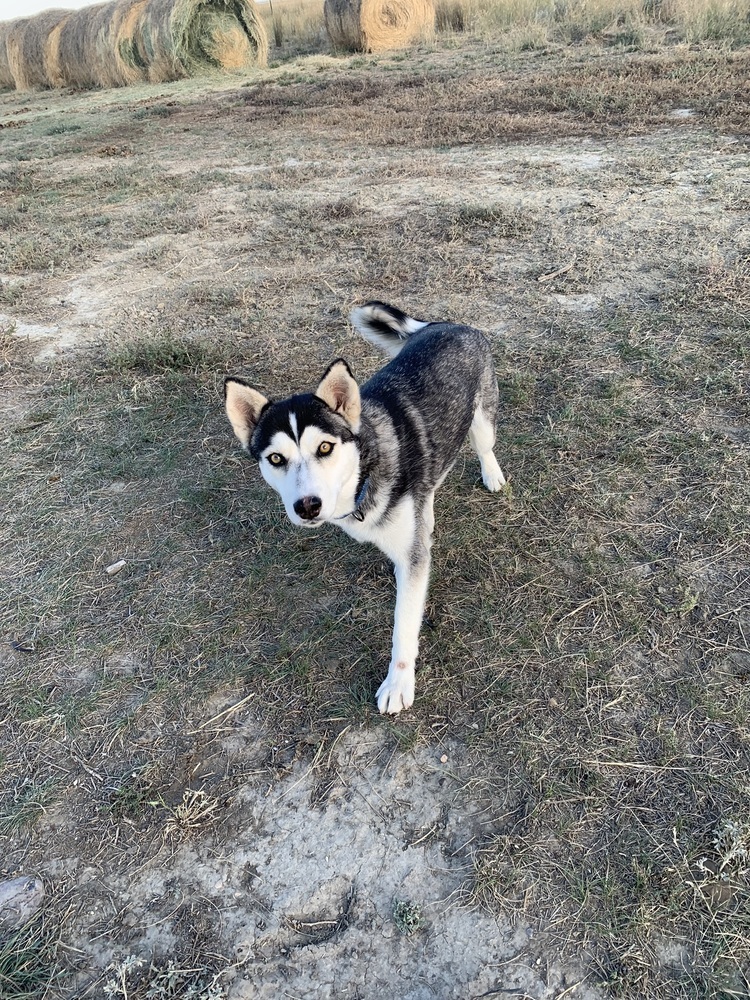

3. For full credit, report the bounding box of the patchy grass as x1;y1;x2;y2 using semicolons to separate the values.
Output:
0;918;61;999
0;28;749;1000
3;292;747;995
0;778;57;836
234;47;750;145
392;898;425;936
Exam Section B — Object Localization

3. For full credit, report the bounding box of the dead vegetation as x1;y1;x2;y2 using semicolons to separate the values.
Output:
237;46;750;143
0;23;749;1000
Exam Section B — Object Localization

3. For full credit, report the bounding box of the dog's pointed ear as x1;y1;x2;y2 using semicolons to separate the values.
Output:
224;377;270;450
315;359;361;431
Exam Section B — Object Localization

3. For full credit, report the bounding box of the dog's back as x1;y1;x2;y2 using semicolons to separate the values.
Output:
350;301;498;497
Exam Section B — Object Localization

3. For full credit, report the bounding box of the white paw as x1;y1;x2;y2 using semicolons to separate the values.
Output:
376;662;415;715
481;460;506;492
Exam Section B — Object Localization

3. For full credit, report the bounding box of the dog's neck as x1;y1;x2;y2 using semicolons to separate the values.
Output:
336;414;379;522
347;474;370;522
335;470;371;522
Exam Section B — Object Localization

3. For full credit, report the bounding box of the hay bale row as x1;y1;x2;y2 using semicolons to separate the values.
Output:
0;0;268;92
324;0;434;52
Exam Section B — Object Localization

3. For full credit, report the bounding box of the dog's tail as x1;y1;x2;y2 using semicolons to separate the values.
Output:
350;301;431;359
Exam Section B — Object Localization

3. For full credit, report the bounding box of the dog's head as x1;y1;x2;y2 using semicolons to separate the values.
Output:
224;360;362;528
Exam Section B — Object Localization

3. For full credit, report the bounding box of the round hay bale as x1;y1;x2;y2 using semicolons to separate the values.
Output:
108;0;268;83
0;0;267;91
43;13;72;88
111;0;151;85
191;9;258;69
0;23;15;89
6;10;77;90
52;3;117;89
141;0;269;80
324;0;434;52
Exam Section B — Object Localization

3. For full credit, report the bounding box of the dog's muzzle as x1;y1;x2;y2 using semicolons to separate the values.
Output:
293;496;322;521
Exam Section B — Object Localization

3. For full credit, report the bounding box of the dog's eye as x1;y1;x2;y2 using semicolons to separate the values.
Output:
317;441;334;457
267;453;286;467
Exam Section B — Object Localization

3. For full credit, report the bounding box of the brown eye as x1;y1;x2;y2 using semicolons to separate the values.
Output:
317;441;334;457
267;453;285;467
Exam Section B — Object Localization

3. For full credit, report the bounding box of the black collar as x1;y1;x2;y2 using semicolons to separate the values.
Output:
336;474;371;522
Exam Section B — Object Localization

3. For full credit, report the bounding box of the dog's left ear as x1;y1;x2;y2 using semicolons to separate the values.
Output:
224;377;270;450
315;359;361;431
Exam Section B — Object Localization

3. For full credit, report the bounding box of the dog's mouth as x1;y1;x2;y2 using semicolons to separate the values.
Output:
289;512;325;529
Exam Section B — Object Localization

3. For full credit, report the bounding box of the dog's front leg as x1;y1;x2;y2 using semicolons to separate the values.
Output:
377;549;430;715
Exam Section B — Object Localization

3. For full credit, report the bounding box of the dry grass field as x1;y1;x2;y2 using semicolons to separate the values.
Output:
1;5;749;999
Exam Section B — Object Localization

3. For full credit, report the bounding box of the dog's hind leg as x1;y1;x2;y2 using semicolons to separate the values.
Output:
469;405;506;492
424;490;436;537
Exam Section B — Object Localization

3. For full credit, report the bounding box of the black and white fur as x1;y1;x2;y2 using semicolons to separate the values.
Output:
224;301;506;714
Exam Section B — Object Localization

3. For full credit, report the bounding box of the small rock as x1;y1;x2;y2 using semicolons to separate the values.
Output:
0;876;44;931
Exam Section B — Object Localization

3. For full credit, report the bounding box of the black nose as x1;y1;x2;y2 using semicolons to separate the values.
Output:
294;496;322;520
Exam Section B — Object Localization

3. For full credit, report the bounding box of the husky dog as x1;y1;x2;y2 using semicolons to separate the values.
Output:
224;302;506;715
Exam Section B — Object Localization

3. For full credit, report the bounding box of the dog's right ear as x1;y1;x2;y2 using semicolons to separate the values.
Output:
224;377;270;450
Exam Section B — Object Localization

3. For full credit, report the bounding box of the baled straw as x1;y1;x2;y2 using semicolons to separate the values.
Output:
324;0;434;51
110;0;151;86
42;14;71;88
54;2;122;89
0;0;267;91
0;23;13;89
5;11;69;90
136;0;268;82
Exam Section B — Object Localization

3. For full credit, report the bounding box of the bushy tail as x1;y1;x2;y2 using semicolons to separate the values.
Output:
350;301;431;359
